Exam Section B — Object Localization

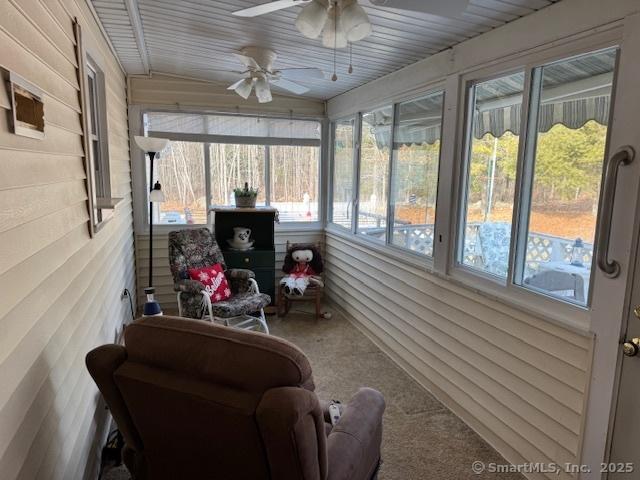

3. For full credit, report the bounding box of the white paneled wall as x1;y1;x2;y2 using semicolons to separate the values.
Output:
324;232;593;480
0;0;135;479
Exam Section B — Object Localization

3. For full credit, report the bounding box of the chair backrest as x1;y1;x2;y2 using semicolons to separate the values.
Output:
524;270;585;302
284;241;324;277
86;316;326;480
477;222;511;276
168;228;226;283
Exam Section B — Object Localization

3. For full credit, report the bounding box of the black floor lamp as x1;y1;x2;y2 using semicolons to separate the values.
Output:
134;135;170;316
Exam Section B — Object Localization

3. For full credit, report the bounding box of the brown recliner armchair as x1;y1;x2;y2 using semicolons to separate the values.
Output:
86;316;385;480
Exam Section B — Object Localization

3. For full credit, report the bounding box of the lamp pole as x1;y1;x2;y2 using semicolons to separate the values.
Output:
148;151;156;287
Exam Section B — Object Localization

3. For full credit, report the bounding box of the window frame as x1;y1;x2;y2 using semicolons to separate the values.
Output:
138;110;325;230
387;90;446;259
82;51;113;233
328;115;359;232
453;66;531;284
328;87;447;262
448;38;621;317
355;104;394;243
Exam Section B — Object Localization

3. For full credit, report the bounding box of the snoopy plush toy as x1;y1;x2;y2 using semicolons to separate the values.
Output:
280;243;324;296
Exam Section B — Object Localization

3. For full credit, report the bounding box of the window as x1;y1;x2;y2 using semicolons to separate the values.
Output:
514;48;617;305
458;72;525;278
389;91;444;256
210;144;266;207
143;112;322;224
357;107;392;240
331;118;356;229
85;58;112;229
153;141;207;225
269;145;320;222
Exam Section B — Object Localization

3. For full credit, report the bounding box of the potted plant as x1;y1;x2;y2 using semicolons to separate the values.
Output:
234;182;259;208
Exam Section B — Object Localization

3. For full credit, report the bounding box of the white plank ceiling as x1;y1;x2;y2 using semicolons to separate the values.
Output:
91;0;560;100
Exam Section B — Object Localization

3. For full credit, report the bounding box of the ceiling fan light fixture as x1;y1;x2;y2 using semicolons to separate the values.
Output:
232;77;254;99
254;77;273;103
322;15;348;48
341;1;371;42
295;0;328;39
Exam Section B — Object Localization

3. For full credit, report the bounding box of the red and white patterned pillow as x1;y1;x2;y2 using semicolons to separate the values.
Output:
188;263;232;303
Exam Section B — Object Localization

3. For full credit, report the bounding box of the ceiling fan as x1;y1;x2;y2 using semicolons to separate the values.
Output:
233;0;470;47
225;47;325;103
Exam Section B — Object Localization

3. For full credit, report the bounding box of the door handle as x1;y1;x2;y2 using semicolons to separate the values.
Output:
623;338;640;357
596;146;635;278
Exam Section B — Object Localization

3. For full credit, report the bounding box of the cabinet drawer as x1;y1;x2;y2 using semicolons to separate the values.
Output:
224;250;274;269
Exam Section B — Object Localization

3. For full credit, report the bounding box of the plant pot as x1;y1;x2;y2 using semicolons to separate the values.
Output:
235;195;257;208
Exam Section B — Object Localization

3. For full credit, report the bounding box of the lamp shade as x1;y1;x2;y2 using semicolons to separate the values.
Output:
341;1;371;42
322;15;348;48
254;77;273;103
149;182;165;203
134;135;170;153
234;78;254;99
295;0;328;39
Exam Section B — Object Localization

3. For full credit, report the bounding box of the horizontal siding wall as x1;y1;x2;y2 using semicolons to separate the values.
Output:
0;1;135;479
129;75;325;117
135;229;324;310
324;232;593;480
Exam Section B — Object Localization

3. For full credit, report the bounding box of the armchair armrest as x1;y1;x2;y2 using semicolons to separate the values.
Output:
174;278;206;294
327;388;385;480
225;268;255;280
226;269;256;294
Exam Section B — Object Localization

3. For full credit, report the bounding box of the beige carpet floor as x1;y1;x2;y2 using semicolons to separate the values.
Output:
102;308;524;480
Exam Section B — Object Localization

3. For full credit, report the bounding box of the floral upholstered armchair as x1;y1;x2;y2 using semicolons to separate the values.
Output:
168;228;271;333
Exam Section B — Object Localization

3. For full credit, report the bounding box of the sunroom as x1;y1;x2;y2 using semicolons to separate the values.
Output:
2;0;640;479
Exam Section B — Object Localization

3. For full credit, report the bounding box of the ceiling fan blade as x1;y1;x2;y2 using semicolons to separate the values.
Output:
232;53;261;70
232;0;311;17
271;78;310;95
277;67;325;81
365;0;468;17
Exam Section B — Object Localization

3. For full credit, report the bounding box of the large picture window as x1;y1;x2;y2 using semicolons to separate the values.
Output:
357;107;392;241
458;72;525;278
144;112;321;224
331;118;356;229
389;91;444;256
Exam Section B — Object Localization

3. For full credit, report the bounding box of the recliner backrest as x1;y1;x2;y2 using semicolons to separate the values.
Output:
87;316;326;480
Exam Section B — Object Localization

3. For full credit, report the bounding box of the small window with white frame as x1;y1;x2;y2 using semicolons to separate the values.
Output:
357;106;393;241
389;91;444;256
330;117;357;229
457;71;525;279
85;56;112;230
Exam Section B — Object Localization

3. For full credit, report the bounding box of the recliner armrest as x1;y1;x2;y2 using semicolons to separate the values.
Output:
327;388;385;480
174;279;206;294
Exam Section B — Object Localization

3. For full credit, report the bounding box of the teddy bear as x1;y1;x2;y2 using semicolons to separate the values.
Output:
281;243;324;296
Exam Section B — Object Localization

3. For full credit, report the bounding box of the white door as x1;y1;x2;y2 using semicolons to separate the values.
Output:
578;14;640;479
608;245;640;476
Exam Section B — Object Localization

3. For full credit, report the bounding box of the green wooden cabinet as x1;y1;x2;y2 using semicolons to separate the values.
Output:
212;207;277;302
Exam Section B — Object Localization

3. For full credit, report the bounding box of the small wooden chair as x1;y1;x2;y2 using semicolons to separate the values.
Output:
277;241;324;321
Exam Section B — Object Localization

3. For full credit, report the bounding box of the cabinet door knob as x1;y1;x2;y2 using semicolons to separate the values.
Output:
244;257;250;263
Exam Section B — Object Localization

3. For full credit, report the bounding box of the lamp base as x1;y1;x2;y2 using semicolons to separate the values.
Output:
142;287;163;316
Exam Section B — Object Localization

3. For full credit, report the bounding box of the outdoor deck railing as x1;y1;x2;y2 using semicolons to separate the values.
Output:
359;220;593;269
